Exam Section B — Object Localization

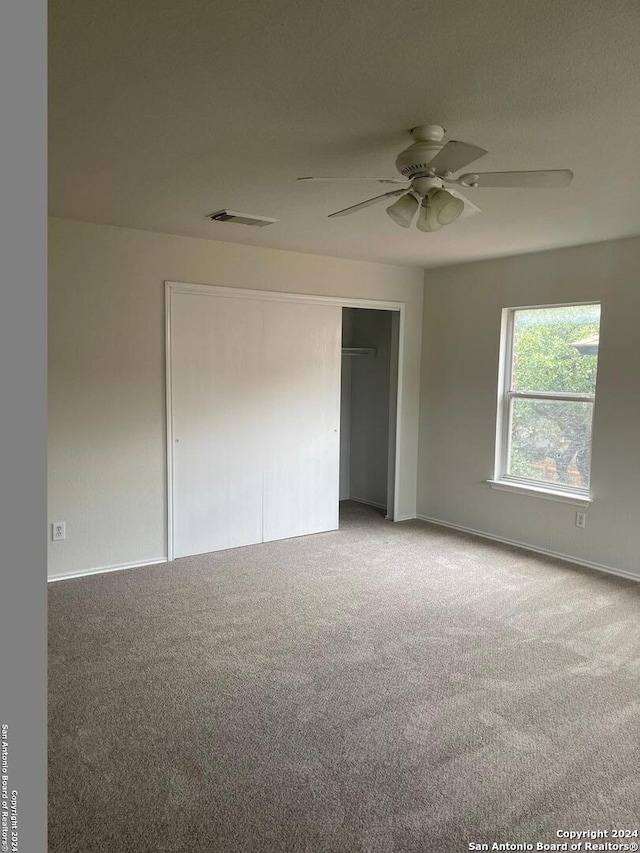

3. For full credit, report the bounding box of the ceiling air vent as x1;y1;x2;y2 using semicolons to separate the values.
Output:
207;209;279;227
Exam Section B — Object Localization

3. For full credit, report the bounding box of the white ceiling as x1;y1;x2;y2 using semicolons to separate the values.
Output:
49;0;640;269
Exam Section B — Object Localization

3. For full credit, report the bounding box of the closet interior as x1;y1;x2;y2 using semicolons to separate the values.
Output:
339;307;399;520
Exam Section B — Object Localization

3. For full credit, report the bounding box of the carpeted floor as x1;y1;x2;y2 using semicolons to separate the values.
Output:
48;501;640;853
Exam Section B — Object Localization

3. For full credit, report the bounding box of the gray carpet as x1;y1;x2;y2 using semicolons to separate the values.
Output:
48;501;640;853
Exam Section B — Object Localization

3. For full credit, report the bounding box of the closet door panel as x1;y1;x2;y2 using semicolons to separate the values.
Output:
263;301;341;542
171;292;264;558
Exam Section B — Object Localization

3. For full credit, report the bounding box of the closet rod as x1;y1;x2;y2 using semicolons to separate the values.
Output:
341;347;376;358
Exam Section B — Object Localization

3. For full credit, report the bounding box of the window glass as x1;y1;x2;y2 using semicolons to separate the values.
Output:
508;398;594;488
512;304;600;396
499;302;600;493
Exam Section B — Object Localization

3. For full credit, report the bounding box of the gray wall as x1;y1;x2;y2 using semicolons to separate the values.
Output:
418;236;640;578
348;309;393;509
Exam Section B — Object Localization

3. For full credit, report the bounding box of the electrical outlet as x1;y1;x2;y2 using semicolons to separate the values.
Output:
52;522;66;541
575;511;586;529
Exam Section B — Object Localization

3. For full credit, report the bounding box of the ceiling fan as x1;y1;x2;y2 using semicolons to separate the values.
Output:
298;125;573;232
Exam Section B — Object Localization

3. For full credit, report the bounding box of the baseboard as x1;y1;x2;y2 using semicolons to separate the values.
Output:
416;515;639;583
347;496;388;511
48;556;168;583
343;496;415;523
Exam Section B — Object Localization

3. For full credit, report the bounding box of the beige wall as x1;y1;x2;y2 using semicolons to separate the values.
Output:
48;218;423;578
418;236;640;579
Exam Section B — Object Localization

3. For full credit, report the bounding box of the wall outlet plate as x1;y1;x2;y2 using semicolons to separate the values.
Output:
52;521;66;541
575;511;586;529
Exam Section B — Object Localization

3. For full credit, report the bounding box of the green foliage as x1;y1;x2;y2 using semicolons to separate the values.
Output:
513;319;599;395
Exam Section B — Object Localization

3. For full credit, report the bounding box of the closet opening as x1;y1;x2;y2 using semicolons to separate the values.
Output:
339;307;400;523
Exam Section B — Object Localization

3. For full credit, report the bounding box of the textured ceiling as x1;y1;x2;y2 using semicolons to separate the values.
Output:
49;0;640;268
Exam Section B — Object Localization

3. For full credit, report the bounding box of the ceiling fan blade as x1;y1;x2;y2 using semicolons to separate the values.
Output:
298;176;408;184
447;189;482;218
459;169;573;188
327;189;406;218
427;141;488;174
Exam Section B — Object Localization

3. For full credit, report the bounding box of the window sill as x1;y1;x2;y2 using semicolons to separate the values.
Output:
486;479;593;507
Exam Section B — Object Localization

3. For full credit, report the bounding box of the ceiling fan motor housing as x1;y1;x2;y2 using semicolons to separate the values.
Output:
395;124;446;179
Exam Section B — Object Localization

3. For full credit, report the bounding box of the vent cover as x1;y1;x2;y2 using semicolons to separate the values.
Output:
207;210;279;227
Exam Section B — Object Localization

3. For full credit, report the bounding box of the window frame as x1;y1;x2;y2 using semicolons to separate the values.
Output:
491;301;600;504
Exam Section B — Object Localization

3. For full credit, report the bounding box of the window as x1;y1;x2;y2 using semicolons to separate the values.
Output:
493;303;600;500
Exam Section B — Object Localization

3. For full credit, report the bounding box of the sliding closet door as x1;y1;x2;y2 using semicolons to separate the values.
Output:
170;292;264;558
262;301;342;542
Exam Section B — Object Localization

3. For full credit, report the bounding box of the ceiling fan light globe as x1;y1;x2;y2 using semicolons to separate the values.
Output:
416;200;443;232
386;193;419;228
431;189;465;225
